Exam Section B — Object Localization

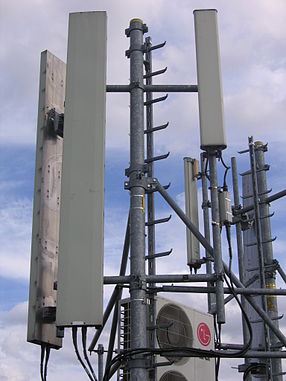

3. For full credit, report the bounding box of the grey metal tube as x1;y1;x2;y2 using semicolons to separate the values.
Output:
104;274;216;284
200;153;216;313
127;18;148;381
231;156;249;345
97;344;104;381
155;285;286;295
255;142;282;380
154;178;286;347
165;350;286;359
106;84;198;92
208;152;225;324
277;265;286;284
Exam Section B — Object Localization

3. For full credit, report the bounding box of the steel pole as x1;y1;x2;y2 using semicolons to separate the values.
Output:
208;151;225;324
231;156;249;346
97;344;104;381
200;153;216;313
255;142;282;381
126;18;148;381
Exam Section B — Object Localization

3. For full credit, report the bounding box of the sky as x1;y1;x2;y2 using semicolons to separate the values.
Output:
0;0;286;380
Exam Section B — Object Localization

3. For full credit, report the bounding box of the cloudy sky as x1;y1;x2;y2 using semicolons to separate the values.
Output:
1;0;286;380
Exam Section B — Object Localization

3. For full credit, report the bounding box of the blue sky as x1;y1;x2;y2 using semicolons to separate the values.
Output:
1;0;286;380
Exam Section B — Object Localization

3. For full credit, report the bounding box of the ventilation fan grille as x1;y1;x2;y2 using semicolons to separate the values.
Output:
156;303;193;363
159;370;188;381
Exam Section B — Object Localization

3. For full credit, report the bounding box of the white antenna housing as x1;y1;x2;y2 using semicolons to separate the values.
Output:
194;9;226;150
56;11;107;327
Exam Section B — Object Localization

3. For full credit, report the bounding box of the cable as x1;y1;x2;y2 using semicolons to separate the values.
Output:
82;326;98;381
40;344;45;381
72;327;95;381
243;363;267;381
44;345;50;381
218;152;230;190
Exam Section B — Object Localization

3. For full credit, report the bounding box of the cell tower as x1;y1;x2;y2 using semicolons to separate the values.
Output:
27;9;286;381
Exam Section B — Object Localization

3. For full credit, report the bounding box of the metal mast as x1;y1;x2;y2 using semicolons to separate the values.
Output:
125;18;149;381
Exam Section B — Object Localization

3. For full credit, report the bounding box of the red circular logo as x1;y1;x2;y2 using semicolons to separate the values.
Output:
197;322;211;346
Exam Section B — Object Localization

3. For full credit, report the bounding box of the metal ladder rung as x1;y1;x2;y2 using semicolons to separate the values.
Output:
145;152;170;164
145;248;173;260
144;94;168;106
144;122;169;134
145;215;171;226
144;67;167;79
148;41;166;51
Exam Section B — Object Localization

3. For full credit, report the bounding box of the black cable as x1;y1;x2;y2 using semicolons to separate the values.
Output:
243;363;267;381
215;323;222;381
204;157;211;181
44;345;50;381
82;326;97;381
40;344;45;381
72;327;95;381
225;223;233;283
218;153;230;190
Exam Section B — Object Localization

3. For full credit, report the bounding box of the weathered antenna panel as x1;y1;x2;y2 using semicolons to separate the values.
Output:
194;9;226;150
184;157;201;269
56;12;107;327
27;51;65;348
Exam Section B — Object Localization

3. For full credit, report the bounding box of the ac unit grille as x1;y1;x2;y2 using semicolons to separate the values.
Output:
159;370;188;381
156;303;193;363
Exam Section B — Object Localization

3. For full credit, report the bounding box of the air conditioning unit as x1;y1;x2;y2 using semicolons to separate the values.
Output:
118;297;215;381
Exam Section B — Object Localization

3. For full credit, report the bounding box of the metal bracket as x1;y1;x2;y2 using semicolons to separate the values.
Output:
125;357;151;369
129;81;145;91
125;164;147;177
130;275;147;291
125;23;148;37
125;44;146;57
124;175;152;191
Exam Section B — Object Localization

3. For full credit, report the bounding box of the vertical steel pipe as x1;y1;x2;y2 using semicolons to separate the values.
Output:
126;18;148;380
97;344;104;381
231;157;249;344
208;151;225;324
200;153;216;313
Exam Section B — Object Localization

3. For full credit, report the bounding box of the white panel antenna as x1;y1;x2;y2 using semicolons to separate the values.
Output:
56;11;107;327
194;9;226;150
184;158;201;270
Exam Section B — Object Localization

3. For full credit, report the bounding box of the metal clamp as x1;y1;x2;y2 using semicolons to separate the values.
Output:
124;176;152;191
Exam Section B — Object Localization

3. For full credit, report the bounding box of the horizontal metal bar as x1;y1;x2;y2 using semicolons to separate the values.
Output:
103;274;217;285
164;350;286;359
145;85;198;92
106;84;198;93
155;285;286;295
